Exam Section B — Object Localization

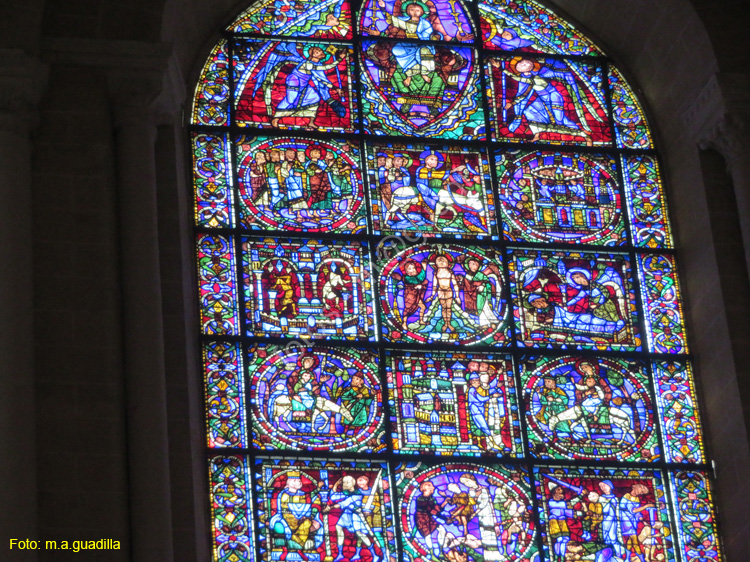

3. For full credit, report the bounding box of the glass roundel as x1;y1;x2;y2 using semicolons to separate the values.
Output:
192;1;721;562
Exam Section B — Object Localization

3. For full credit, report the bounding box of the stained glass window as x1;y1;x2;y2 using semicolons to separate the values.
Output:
191;1;722;561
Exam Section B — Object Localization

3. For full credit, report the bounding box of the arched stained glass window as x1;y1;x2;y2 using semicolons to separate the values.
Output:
190;1;722;562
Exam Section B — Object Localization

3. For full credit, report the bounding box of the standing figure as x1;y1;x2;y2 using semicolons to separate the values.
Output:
392;259;428;329
460;473;503;561
433;253;459;333
325;476;380;562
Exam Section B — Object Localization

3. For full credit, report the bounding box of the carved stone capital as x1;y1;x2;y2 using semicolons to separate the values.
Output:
0;49;48;135
685;72;750;165
43;38;183;130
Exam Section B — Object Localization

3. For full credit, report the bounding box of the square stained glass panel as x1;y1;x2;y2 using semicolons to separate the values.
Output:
508;249;641;351
248;344;385;453
366;142;497;239
242;238;375;341
387;350;521;457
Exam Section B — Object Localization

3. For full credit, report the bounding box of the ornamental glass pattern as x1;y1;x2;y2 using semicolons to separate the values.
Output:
191;1;722;561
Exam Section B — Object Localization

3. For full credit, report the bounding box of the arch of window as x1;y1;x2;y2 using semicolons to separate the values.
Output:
189;1;723;561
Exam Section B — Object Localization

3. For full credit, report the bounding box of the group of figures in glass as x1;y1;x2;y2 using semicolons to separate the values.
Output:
195;1;721;562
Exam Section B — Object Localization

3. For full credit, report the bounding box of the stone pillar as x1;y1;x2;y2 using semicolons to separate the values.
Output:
107;57;175;562
0;49;46;557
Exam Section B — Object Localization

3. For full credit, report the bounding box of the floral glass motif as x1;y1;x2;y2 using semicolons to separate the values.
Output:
535;467;677;562
486;56;610;146
670;471;722;562
638;254;688;354
248;345;385;452
387;351;521;456
521;355;658;462
361;42;485;139
361;0;475;42
197;234;240;336
193;133;234;228
234;40;356;133
509;250;640;351
236;136;367;233
242;238;375;340
229;0;353;39
479;0;602;56
204;341;247;448
192;41;230;126
210;456;254;562
609;67;654;150
255;458;396;562
496;150;624;245
396;462;537;562
654;361;705;464
622;154;673;249
367;143;497;239
378;244;509;345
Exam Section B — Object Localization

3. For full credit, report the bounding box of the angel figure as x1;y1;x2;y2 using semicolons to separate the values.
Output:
250;42;348;128
497;57;605;145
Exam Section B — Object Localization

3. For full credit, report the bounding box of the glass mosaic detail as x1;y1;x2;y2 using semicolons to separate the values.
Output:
609;67;654;150
535;467;677;562
387;351;521;456
486;56;610;146
378;244;509;345
366;143;496;239
192;41;230;126
360;0;475;42
234;40;356;133
361;42;484;139
193;133;234;228
248;345;384;452
670;471;723;562
638;254;688;354
509;250;640;350
521;355;658;462
198;234;240;336
236;136;366;233
623;155;673;249
242;238;375;340
654;361;705;464
230;0;353;39
255;458;396;562
496;150;624;245
210;456;254;562
396;462;537;562
479;0;602;56
204;341;247;448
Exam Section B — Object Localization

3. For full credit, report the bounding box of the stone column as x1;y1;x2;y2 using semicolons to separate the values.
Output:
0;49;46;558
107;55;175;562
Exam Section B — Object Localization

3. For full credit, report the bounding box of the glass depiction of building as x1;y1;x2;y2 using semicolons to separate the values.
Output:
190;1;722;562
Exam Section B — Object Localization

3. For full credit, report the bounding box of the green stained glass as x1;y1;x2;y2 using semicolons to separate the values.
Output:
366;142;497;239
496;150;625;245
230;0;353;39
197;234;240;336
622;154;674;249
479;0;602;56
670;470;723;562
521;355;658;462
654;361;705;464
193;133;234;228
209;456;254;562
387;350;522;457
609;67;654;150
192;41;230;126
637;253;688;354
204;341;247;448
248;345;385;452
